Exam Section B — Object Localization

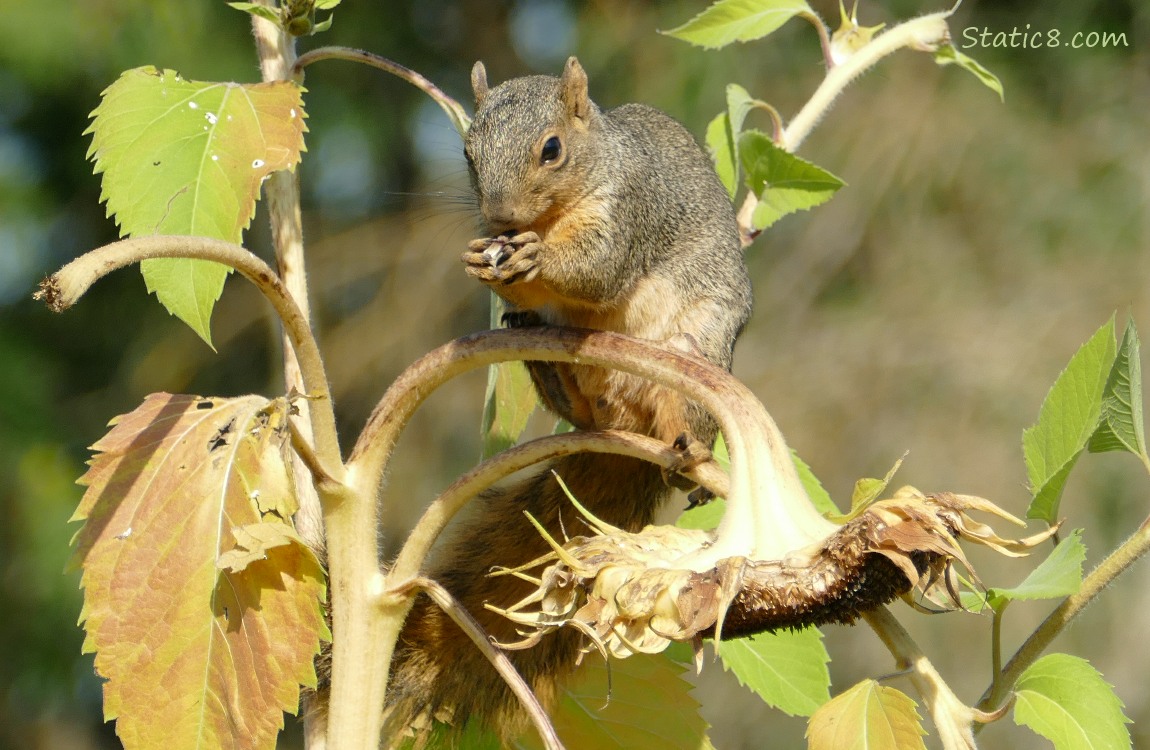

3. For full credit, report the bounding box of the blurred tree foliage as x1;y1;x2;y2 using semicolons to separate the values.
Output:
0;0;1145;748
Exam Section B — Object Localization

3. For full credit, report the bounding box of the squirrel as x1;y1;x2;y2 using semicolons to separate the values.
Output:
384;57;753;740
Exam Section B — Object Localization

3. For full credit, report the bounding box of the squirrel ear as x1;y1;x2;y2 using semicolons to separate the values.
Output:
471;61;489;108
560;56;590;120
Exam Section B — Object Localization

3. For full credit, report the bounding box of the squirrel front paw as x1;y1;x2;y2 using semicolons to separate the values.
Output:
462;231;542;286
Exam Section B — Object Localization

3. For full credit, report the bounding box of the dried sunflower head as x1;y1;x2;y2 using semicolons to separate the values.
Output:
490;487;1057;658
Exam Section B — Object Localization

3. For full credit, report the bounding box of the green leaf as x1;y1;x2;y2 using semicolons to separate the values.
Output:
86;67;307;346
314;0;341;8
226;2;283;25
518;653;713;750
792;450;839;517
807;679;926;750
677;496;727;530
705;84;756;198
825;453;905;524
481;293;537;458
718;628;830;716
1013;654;1131;750
985;529;1085;610
739;130;845;230
1023;317;1117;522
706;113;737;198
934;44;1005;102
662;0;813;50
1089;318;1147;459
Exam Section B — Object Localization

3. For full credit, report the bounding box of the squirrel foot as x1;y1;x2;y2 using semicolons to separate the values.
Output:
662;432;711;491
463;231;542;286
501;309;545;329
685;486;716;509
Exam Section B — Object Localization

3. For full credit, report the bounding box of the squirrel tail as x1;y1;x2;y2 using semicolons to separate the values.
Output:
384;451;669;741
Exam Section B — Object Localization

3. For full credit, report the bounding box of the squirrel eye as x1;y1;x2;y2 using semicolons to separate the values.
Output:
540;135;562;165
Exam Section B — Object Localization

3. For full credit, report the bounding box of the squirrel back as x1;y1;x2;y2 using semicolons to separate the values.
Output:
385;57;751;741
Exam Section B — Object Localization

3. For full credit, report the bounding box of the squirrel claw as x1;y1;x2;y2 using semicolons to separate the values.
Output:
685;487;716;509
661;432;711;491
502;310;544;328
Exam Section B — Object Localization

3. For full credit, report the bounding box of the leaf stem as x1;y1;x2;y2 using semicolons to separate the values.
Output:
293;46;471;136
976;514;1150;715
990;603;1005;699
395;578;566;750
798;10;835;72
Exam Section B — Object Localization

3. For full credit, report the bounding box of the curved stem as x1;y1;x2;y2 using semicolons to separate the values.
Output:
396;578;566;750
38;235;339;468
798;9;835;72
347;328;829;568
977;515;1150;714
389;430;730;587
865;607;978;750
783;10;952;152
293;46;470;137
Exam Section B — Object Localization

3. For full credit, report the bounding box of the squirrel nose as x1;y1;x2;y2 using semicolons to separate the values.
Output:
481;202;523;234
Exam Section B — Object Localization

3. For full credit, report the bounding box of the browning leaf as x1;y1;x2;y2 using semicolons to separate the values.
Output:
72;393;327;750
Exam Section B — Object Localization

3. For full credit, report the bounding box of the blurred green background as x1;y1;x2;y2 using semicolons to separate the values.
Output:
0;0;1146;748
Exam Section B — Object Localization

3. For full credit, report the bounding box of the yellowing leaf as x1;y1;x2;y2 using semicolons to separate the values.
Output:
217;522;306;573
807;679;926;750
86;67;307;345
826;453;905;524
72;393;327;750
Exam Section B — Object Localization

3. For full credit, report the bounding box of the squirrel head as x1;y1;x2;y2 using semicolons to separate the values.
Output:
464;57;603;235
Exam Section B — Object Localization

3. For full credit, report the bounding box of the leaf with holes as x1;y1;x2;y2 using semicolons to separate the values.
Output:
663;0;813;49
86;67;306;346
807;679;926;750
71;393;327;750
718;627;830;716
